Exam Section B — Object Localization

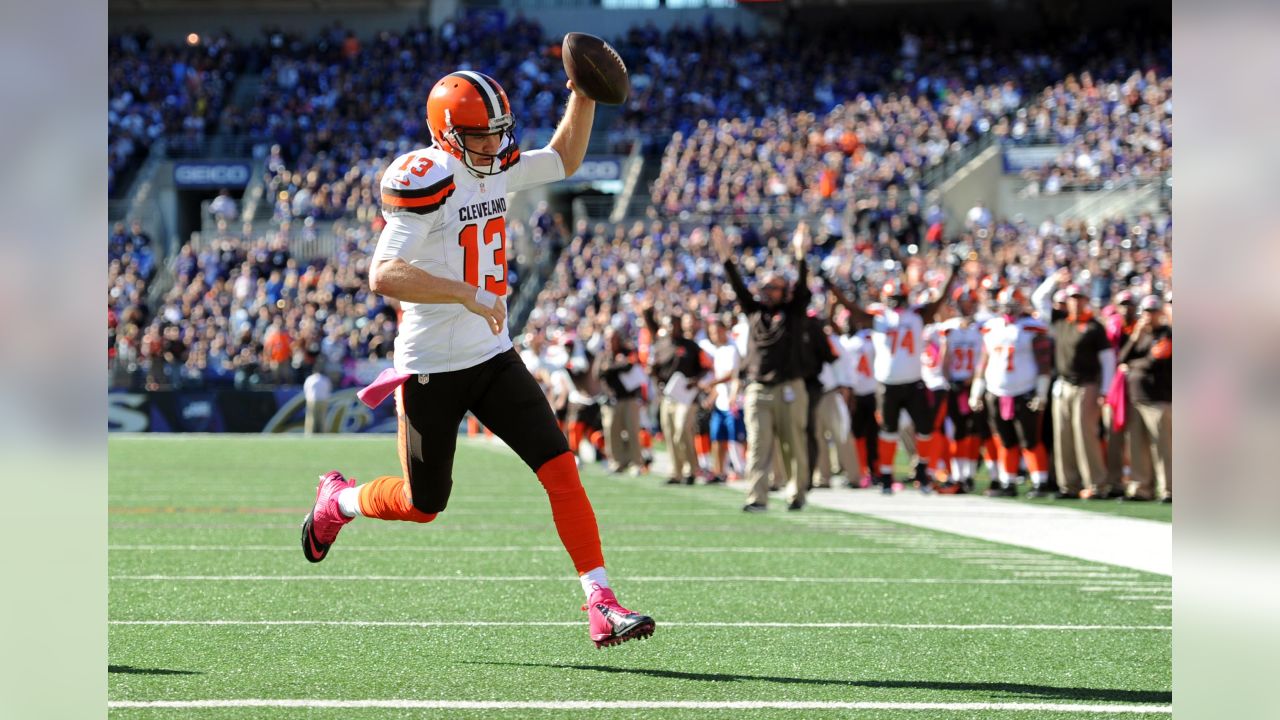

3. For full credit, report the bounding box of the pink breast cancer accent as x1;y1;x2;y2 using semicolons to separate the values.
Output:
357;368;414;409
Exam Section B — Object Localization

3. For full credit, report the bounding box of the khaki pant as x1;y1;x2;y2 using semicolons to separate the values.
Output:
1053;381;1108;495
660;397;697;478
813;391;859;487
305;398;328;435
745;379;809;506
602;397;644;471
1127;401;1172;500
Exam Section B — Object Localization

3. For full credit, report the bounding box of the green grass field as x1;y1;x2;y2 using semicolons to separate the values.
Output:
109;435;1171;718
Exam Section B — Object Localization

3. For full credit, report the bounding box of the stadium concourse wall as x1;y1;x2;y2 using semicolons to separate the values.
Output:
108;388;399;434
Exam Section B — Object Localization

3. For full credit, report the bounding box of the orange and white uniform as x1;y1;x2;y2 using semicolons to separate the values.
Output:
870;306;926;384
374;142;564;373
979;315;1049;398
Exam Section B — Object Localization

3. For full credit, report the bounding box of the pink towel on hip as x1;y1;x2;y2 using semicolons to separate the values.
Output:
956;392;972;416
357;368;413;409
1105;370;1128;431
999;395;1016;421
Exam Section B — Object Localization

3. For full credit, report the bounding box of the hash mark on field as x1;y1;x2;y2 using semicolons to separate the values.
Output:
109;619;1174;631
105;699;1173;713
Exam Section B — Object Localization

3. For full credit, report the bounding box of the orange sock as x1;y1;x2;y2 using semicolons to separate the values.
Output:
357;475;437;523
589;430;605;451
568;422;585;454
917;433;936;471
998;441;1020;480
877;435;898;475
984;437;999;463
1023;445;1050;474
856;437;870;477
694;434;710;456
536;452;605;574
639;429;653;449
935;434;952;476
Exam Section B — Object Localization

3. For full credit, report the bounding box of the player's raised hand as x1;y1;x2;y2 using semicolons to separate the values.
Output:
792;221;811;257
464;288;507;335
711;226;733;260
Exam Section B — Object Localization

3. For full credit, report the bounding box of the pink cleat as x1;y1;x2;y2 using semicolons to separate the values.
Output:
583;585;655;648
301;471;355;563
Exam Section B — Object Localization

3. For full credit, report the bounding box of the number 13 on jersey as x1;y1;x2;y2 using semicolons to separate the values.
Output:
458;217;507;296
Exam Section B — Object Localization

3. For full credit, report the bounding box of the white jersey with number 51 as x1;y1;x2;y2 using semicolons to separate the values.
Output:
372;142;565;374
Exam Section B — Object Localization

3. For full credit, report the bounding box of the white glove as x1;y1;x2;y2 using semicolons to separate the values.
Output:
968;379;986;412
1028;375;1051;413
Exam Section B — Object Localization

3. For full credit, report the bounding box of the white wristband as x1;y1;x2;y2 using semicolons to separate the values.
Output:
475;287;499;310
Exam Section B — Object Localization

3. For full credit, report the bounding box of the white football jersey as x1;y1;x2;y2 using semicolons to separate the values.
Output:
940;318;982;383
373;143;565;373
871;306;925;384
980;315;1048;397
920;324;949;391
839;330;877;396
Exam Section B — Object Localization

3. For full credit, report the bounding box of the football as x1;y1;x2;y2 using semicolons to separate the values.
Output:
561;32;630;105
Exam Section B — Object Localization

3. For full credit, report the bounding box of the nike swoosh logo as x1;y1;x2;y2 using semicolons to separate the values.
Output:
397;177;411;186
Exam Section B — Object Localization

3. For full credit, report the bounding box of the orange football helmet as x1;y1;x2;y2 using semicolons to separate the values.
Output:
995;286;1028;315
426;70;517;176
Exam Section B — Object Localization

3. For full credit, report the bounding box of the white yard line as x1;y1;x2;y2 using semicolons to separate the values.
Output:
105;699;1172;713
106;544;918;555
108;574;1169;587
109;619;1172;631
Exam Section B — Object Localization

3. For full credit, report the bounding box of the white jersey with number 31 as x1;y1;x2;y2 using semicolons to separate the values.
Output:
373;143;565;374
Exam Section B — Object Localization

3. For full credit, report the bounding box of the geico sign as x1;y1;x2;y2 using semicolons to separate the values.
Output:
174;163;251;187
570;160;620;181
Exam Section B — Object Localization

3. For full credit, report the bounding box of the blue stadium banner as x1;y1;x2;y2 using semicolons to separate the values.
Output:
173;161;253;189
108;388;399;434
565;155;622;182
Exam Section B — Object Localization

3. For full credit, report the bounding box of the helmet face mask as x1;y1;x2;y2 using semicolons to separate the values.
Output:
443;117;516;177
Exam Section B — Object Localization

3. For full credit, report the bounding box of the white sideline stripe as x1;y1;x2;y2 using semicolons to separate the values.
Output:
1152;605;1172;610
110;619;1173;631
106;544;913;555
1080;586;1172;593
1012;571;1140;578
108;574;1171;587
105;699;1172;713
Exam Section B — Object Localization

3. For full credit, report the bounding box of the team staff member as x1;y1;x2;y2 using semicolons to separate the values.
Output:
1119;295;1172;503
641;298;712;485
712;224;812;512
592;327;646;475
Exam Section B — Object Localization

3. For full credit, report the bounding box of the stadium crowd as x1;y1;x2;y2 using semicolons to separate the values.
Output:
1012;70;1172;192
108;29;245;195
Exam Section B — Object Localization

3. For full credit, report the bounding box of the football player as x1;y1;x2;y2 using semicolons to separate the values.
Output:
936;288;986;493
826;258;959;494
836;306;879;488
300;71;654;648
969;287;1053;497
